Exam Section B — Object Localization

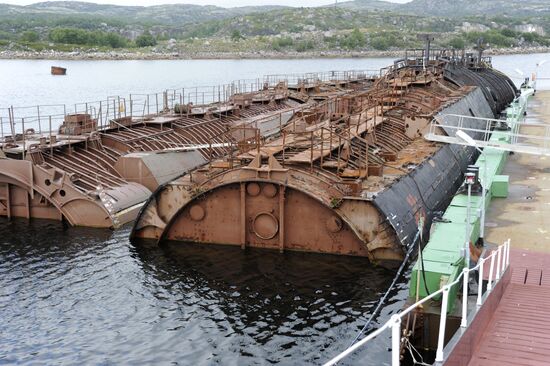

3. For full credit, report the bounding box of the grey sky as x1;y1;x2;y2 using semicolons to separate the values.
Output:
3;0;411;7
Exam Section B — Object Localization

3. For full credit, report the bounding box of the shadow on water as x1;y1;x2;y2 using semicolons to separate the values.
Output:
0;219;410;365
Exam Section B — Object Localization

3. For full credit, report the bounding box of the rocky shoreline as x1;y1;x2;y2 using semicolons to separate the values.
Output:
1;46;550;60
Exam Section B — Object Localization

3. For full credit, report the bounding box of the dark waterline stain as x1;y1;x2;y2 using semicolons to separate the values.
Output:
0;219;409;365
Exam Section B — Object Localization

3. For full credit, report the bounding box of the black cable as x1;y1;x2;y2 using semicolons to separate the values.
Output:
418;237;431;296
348;229;422;348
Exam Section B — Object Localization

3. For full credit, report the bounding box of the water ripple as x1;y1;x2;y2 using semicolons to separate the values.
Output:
0;219;408;365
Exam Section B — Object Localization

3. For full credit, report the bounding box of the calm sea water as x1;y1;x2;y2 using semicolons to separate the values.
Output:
0;220;408;365
0;54;548;365
1;53;550;109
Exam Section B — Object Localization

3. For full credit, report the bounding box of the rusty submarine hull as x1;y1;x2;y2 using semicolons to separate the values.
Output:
0;71;375;228
131;53;517;263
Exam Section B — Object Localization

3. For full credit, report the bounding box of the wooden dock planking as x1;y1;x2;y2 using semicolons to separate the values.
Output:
467;248;550;366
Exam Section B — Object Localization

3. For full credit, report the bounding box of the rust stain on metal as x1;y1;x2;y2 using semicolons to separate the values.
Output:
131;55;499;263
2;55;517;263
0;72;374;229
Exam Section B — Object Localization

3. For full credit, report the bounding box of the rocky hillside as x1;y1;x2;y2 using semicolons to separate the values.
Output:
1;0;550;57
1;1;287;25
333;0;399;11
3;0;550;22
343;0;550;16
412;0;550;16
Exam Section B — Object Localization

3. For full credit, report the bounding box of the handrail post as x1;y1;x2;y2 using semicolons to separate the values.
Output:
391;315;401;366
21;118;25;160
501;243;507;273
282;131;286;167
310;131;314;172
487;252;495;292
129;94;133;117
496;246;502;280
506;238;511;268
435;285;450;362
37;105;41;135
155;93;159;114
501;241;506;271
99;101;103;128
477;258;484;306
461;268;469;328
320;128;324;168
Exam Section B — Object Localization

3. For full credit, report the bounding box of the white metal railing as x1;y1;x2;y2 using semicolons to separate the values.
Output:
425;113;550;157
324;239;511;366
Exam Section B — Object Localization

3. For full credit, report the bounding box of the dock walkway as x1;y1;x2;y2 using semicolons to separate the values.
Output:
468;249;550;366
436;89;550;366
467;90;550;366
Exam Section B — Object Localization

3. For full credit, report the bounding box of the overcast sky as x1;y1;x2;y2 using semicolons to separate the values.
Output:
3;0;411;7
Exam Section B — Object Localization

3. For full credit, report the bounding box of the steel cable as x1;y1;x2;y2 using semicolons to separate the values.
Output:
347;228;422;348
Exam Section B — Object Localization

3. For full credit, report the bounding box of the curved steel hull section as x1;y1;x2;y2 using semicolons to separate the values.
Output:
161;180;370;257
131;61;518;263
0;92;320;227
372;87;494;250
0;158;143;228
444;65;517;115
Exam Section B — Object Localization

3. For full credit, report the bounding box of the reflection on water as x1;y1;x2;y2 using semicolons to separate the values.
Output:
1;53;549;110
2;54;510;363
0;219;409;365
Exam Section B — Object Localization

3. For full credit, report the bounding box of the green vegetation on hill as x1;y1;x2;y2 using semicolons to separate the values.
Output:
48;27;128;48
1;0;550;55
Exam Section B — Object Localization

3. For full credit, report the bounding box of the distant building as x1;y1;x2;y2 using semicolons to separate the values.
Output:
460;22;490;33
514;24;545;36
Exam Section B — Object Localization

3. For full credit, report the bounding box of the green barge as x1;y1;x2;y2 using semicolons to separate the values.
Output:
407;77;536;348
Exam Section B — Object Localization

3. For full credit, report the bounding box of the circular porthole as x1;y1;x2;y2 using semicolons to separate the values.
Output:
253;212;279;240
262;184;278;198
189;205;205;221
246;182;261;197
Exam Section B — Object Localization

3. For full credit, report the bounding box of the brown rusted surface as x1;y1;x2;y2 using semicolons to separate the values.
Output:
132;60;480;262
50;66;66;75
0;74;375;228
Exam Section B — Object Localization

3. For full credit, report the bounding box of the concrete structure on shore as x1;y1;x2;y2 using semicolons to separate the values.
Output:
485;91;550;252
443;90;550;366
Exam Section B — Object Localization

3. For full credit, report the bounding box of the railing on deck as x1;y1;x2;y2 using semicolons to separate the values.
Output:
426;113;550;157
202;99;331;167
199;94;386;183
279;125;370;175
204;126;261;169
324;239;512;366
263;70;379;88
0;69;376;142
